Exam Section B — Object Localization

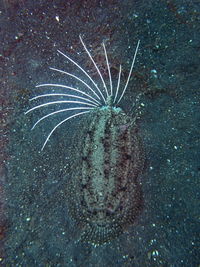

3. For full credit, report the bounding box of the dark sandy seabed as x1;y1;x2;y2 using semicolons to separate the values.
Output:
0;0;199;266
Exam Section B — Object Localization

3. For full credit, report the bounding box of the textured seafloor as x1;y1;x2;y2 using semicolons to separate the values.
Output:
0;0;199;266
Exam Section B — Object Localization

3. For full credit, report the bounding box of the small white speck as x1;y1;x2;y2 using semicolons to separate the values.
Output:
132;13;138;18
122;255;129;259
151;69;157;74
152;249;159;256
174;145;178;150
55;15;59;22
151;69;158;78
149;239;157;244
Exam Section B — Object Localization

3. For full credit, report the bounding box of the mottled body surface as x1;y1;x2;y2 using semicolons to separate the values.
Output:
25;36;143;245
67;107;144;244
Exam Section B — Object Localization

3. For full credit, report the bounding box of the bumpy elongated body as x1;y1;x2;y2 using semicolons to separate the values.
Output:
67;106;144;244
26;36;144;245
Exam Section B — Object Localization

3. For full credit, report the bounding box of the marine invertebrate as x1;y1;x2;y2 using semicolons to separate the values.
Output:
25;36;144;245
25;36;140;149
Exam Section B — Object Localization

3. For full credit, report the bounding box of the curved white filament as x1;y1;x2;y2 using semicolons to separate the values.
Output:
117;40;140;104
41;110;90;151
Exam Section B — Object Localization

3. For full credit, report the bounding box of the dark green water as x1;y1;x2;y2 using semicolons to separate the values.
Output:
1;0;199;266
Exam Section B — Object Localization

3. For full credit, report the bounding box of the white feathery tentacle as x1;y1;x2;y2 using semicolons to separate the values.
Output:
117;39;140;104
57;49;106;104
35;84;101;105
25;100;96;115
113;64;122;103
30;93;99;106
31;107;94;130
41;110;90;151
50;67;102;102
79;35;109;100
102;42;113;97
